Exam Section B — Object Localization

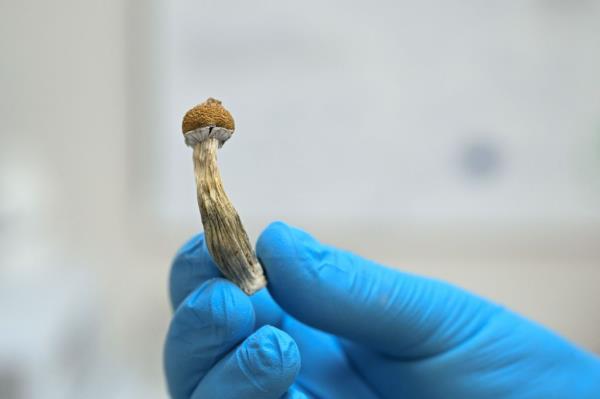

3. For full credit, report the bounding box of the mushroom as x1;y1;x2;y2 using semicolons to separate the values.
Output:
182;98;266;295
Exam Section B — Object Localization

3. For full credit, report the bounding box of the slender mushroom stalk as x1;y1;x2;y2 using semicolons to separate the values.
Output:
182;98;267;295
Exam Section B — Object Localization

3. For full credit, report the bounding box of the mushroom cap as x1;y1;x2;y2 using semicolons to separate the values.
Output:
182;98;235;134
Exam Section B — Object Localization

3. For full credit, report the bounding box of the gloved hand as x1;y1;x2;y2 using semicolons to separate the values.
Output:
164;221;600;398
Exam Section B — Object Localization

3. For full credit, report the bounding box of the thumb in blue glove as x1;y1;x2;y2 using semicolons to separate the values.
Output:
165;222;600;398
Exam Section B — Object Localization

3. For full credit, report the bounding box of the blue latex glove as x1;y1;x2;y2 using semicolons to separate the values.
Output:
164;222;600;398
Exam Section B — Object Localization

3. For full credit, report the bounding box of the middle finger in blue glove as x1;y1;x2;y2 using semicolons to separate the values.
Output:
191;326;301;399
164;278;255;399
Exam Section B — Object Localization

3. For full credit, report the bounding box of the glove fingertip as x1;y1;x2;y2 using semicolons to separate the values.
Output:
256;221;295;258
236;325;301;393
256;221;322;280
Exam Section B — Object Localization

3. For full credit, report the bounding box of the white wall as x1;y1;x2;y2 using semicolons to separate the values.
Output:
1;1;599;397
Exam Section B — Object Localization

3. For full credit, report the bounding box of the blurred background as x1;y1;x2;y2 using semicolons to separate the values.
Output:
1;0;600;397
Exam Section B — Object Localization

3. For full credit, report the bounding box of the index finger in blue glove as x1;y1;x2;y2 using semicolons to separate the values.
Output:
169;234;221;310
170;233;284;328
256;222;502;358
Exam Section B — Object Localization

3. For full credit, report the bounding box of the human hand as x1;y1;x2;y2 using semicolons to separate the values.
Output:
164;222;600;398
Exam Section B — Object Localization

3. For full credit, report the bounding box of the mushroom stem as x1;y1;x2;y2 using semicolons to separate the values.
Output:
192;137;266;295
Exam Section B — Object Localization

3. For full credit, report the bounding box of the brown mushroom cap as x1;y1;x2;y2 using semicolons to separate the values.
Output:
182;98;235;134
